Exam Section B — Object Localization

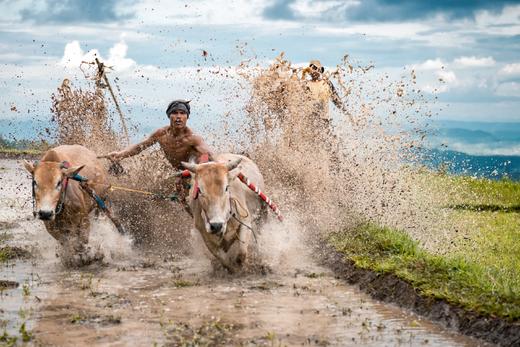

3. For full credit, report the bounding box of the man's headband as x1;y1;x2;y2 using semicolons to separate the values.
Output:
166;100;191;118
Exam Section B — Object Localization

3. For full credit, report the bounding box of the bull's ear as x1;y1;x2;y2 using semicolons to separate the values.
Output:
23;160;35;174
181;161;197;173
62;164;85;177
225;158;242;171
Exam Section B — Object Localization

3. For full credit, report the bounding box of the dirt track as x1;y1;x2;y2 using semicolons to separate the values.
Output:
0;159;490;346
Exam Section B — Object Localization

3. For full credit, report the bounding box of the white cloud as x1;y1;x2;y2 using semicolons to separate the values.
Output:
437;70;456;84
499;63;520;77
60;41;88;68
474;5;520;36
59;40;136;72
126;0;268;26
421;84;449;94
410;58;445;71
407;58;458;94
106;41;135;71
419;30;476;48
453;56;495;68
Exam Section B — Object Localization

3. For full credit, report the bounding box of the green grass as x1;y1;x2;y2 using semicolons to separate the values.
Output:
0;148;43;156
0;249;7;263
173;279;195;288
435;174;520;207
330;175;520;320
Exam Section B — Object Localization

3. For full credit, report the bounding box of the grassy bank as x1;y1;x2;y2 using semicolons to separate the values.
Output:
330;175;520;320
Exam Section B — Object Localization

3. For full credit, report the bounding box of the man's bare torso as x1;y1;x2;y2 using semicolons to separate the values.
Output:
155;126;200;169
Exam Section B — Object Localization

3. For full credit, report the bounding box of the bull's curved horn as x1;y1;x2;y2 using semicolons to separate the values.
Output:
181;161;198;172
225;158;242;171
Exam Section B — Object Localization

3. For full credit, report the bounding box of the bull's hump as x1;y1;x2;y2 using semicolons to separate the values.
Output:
41;149;62;162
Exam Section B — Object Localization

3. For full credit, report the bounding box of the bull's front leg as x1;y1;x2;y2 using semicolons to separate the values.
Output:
200;230;239;273
60;215;103;267
236;220;253;267
216;248;239;273
78;215;104;265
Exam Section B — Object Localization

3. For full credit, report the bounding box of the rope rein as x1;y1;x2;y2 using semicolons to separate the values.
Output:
31;160;283;222
89;169;284;221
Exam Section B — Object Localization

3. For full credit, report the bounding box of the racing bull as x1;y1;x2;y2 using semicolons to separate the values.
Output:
181;154;266;273
23;144;123;267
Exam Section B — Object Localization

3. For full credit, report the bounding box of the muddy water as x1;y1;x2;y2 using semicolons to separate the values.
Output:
0;159;489;346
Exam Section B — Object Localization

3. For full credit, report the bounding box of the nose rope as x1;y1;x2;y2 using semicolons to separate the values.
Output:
230;197;249;218
54;177;70;215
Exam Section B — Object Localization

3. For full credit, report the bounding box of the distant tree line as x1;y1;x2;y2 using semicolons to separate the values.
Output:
0;135;51;152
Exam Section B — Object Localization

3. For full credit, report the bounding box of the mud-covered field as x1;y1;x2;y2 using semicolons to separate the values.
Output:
0;158;491;346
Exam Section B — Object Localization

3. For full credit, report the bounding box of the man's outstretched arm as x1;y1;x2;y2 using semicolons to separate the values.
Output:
102;128;164;161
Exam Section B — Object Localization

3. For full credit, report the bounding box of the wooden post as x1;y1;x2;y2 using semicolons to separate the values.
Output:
95;58;130;146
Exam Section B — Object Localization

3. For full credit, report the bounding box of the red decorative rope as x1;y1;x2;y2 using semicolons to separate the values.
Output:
237;173;283;221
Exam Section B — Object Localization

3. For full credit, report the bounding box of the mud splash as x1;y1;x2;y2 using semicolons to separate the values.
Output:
0;52;488;346
0;161;487;346
47;52;449;257
233;53;449;254
50;78;193;252
51;79;121;153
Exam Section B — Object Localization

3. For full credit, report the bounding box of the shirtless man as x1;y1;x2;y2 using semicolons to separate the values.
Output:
101;99;213;204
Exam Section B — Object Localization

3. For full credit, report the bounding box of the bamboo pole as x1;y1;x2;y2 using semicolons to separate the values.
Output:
95;58;130;146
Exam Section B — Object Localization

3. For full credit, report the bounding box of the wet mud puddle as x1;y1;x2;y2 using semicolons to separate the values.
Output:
1;159;489;346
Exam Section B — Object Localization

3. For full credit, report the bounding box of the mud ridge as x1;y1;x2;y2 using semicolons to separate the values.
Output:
320;245;520;347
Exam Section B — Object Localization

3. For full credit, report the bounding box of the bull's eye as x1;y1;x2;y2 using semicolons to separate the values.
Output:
55;181;62;190
225;185;229;192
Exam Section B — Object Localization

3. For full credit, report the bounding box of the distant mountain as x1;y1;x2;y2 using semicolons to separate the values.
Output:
433;120;520;134
427;120;520;156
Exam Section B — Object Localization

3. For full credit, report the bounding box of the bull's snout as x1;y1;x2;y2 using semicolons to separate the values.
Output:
38;210;54;220
209;222;223;234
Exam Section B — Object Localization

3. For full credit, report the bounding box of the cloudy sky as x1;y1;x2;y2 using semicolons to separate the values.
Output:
0;0;519;153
